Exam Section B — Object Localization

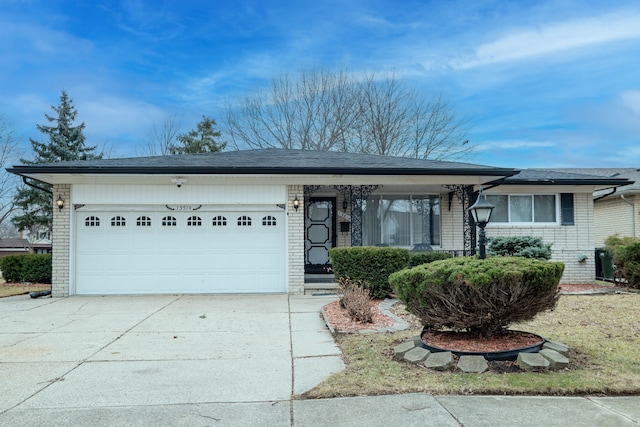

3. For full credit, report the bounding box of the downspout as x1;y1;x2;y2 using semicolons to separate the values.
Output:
21;176;54;298
620;194;636;238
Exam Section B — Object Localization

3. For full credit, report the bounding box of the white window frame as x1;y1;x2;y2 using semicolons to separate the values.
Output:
486;194;560;226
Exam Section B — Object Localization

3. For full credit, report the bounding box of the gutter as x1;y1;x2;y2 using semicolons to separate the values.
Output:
594;187;617;202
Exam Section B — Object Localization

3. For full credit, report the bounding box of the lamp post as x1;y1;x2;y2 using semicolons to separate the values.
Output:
468;188;494;259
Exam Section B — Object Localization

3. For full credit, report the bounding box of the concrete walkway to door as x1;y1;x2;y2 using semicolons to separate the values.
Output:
0;293;343;425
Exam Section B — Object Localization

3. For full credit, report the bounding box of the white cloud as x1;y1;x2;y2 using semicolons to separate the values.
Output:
476;140;556;151
455;11;640;69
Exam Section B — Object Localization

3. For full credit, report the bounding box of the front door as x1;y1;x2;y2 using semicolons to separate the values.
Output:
305;198;336;274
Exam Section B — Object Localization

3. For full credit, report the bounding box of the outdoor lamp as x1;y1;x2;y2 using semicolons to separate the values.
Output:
468;188;494;259
56;195;64;211
293;195;300;212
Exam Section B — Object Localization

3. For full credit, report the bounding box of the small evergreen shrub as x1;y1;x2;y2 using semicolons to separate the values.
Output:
329;246;410;299
407;251;452;267
389;257;564;337
487;236;552;260
0;254;52;284
337;277;373;323
616;242;640;289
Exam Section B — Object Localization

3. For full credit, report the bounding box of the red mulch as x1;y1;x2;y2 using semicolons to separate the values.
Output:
559;283;619;293
323;299;395;332
422;330;542;353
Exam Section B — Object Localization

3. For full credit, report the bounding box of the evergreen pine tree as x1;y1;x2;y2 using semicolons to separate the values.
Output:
12;90;102;234
169;116;226;154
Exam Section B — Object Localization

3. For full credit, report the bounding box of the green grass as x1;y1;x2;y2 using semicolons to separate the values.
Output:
302;294;640;398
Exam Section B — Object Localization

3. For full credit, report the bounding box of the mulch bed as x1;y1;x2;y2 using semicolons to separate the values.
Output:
421;330;542;353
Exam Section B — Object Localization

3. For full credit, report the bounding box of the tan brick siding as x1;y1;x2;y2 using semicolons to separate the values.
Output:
288;185;305;293
51;184;70;297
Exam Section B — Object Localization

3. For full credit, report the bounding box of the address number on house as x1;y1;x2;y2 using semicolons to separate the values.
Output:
165;204;202;211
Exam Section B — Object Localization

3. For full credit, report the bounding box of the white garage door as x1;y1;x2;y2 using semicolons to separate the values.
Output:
74;206;286;294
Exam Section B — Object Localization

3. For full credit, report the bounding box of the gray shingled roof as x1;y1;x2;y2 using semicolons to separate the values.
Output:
542;168;640;193
498;169;633;186
8;148;518;177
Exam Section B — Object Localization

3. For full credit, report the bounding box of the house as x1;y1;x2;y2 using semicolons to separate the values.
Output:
0;238;30;258
544;168;640;247
7;149;631;297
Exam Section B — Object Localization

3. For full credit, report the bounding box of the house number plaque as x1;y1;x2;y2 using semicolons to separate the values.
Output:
165;204;202;211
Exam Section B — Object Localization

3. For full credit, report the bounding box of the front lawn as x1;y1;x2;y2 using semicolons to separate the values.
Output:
303;293;640;398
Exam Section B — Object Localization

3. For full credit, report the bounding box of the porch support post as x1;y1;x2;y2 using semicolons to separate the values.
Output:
464;185;476;256
350;185;380;247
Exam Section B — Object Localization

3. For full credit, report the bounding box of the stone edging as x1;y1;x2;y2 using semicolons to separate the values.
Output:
322;298;410;334
394;336;571;373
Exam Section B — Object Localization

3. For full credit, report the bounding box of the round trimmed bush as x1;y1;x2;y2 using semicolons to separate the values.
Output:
389;257;564;337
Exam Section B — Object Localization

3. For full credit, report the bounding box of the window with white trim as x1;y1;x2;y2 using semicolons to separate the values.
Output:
212;215;227;226
487;195;557;224
111;216;126;227
136;216;151;227
187;216;202;226
85;216;100;227
237;215;252;226
262;215;277;226
162;216;177;227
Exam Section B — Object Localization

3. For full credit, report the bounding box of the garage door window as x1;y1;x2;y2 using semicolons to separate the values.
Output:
85;216;100;227
111;216;126;227
136;216;151;227
238;215;252;226
212;215;227;226
262;215;277;226
187;216;202;226
162;216;177;227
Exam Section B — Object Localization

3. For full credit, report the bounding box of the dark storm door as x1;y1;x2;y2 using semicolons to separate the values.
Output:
304;198;337;274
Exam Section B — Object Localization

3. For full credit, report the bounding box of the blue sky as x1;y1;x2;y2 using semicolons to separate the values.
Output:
1;0;639;168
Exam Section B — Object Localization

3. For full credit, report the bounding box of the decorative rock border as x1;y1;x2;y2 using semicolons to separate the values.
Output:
394;336;571;373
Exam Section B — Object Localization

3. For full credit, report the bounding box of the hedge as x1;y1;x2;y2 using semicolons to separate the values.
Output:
0;254;52;284
329;247;410;299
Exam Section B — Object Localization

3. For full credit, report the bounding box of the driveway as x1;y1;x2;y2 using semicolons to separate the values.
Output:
0;294;343;425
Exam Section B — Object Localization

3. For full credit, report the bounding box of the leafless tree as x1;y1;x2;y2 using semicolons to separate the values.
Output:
0;114;21;234
223;68;472;160
138;112;184;156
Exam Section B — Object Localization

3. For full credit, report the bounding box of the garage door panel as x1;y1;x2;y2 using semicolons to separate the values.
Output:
75;207;286;294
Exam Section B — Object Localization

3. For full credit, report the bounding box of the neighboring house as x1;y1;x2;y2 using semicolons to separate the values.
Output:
7;149;631;297
20;228;53;254
0;238;30;258
545;168;640;247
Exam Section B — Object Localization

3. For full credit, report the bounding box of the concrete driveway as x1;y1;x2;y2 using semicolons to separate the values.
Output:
0;294;343;426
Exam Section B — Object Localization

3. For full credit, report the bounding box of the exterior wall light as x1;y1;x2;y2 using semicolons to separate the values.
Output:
293;195;300;212
56;195;64;211
468;188;494;259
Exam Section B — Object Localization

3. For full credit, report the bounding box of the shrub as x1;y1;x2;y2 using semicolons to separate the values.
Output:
0;254;52;284
487;236;552;260
337;277;373;323
407;251;452;268
616;242;640;289
389;257;564;337
329;246;410;299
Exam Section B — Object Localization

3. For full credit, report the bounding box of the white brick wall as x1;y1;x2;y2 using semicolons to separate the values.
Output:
288;185;305;293
52;184;70;297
